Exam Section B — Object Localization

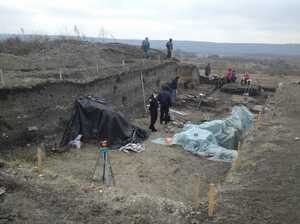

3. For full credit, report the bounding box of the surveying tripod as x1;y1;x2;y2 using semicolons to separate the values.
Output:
92;142;115;186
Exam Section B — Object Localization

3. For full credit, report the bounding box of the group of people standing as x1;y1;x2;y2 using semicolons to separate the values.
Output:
226;68;252;85
148;77;180;132
142;37;173;59
141;37;176;132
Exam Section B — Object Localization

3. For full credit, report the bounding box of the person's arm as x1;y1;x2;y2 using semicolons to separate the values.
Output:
168;94;172;107
157;94;161;104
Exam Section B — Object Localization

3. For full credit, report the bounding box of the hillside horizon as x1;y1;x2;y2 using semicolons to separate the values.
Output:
1;33;300;57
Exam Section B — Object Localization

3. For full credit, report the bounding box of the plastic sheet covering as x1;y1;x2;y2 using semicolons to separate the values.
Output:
60;96;149;149
152;106;254;162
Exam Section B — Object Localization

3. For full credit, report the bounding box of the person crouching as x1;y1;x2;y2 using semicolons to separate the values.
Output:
148;92;159;132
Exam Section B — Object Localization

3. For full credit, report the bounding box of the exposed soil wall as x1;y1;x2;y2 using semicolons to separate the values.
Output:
0;61;197;148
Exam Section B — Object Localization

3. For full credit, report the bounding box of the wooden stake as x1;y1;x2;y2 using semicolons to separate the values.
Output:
235;150;241;169
234;141;241;169
255;112;261;129
258;112;262;127
208;183;216;217
192;173;200;209
0;69;4;86
122;59;125;65
59;69;63;80
37;145;43;175
96;64;99;73
140;72;147;113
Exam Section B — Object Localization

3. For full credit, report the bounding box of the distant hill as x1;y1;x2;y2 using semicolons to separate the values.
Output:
112;39;300;57
1;33;300;57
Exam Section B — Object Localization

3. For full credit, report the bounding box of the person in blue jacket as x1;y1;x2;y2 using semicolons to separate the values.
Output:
141;37;150;59
166;38;173;59
168;76;180;102
157;85;172;125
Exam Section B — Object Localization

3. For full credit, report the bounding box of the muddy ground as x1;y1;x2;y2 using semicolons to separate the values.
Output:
0;78;275;224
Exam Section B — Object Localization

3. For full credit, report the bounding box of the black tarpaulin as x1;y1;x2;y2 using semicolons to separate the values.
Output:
60;97;149;148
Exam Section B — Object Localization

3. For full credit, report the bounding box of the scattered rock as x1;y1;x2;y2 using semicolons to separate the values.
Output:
251;105;264;113
201;97;217;107
0;186;6;196
231;95;248;105
27;126;38;132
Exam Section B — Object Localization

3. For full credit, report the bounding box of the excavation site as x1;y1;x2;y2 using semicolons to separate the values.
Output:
0;38;300;224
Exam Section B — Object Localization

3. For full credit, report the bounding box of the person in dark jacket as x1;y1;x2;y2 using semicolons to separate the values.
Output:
148;92;159;132
231;70;237;83
168;76;180;102
205;63;211;77
166;38;173;59
157;86;172;124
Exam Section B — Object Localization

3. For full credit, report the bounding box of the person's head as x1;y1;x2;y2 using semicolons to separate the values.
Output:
152;90;158;98
175;76;180;81
145;37;148;40
169;38;172;42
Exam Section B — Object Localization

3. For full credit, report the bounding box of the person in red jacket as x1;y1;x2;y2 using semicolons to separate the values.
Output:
241;72;251;85
226;68;233;83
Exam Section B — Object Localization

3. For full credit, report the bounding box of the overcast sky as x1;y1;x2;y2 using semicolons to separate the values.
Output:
0;0;299;44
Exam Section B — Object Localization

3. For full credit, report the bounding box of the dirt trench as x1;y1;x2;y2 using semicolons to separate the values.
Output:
202;82;300;224
0;61;198;149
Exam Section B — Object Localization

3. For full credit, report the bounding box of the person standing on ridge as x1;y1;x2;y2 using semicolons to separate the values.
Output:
142;37;150;59
166;38;173;59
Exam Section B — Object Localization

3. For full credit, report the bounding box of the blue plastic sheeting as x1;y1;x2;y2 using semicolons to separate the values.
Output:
152;106;254;162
